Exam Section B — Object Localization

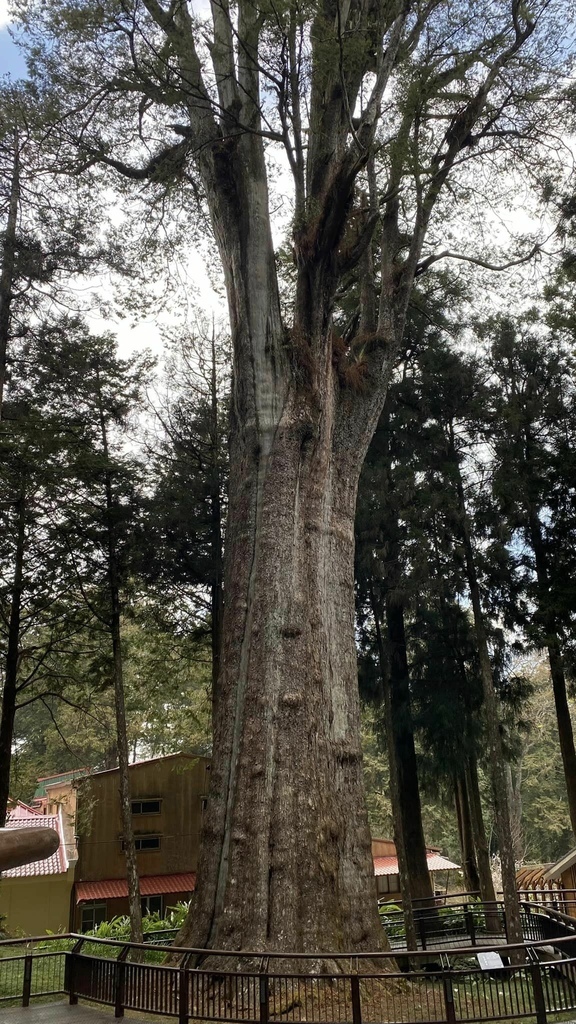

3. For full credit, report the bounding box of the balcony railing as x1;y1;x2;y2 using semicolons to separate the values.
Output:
2;918;576;1023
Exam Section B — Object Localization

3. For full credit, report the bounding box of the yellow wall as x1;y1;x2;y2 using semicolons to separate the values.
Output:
0;866;75;936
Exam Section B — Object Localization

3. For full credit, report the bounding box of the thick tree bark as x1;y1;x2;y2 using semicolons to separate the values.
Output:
0;131;19;419
0;489;25;827
454;467;523;951
180;389;387;955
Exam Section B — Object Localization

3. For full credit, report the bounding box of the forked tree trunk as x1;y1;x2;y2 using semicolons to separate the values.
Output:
466;756;497;902
181;390;386;954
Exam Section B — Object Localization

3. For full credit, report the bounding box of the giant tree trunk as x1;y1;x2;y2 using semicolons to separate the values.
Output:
181;388;387;954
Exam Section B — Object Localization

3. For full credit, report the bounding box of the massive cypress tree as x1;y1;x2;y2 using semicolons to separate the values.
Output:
14;0;570;952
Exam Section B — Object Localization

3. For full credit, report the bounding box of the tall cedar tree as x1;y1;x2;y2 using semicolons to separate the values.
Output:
16;0;570;952
487;318;576;841
144;328;228;704
32;327;155;943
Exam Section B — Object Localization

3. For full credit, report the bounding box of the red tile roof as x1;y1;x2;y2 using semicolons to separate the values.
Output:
373;852;459;876
3;806;68;877
75;872;197;903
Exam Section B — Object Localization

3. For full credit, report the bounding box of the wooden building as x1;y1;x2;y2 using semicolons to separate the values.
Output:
517;851;576;919
73;752;210;931
371;837;460;902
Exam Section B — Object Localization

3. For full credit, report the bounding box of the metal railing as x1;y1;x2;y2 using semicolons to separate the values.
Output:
3;926;576;1022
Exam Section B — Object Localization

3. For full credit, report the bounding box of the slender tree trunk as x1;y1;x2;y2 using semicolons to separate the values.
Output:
98;389;143;945
454;466;523;951
505;763;523;862
209;330;224;705
385;598;436;909
527;509;576;840
370;586;418;953
454;773;480;896
0;489;25;826
465;756;500;932
0;131;19;418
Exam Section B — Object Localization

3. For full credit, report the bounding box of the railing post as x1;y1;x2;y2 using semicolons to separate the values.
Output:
115;945;129;1018
528;951;547;1024
22;954;32;1007
441;956;456;1024
67;936;85;1006
417;915;427;951
464;908;476;946
179;952;192;1024
350;973;362;1024
259;973;269;1024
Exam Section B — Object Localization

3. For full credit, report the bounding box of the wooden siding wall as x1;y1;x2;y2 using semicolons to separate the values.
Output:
75;755;210;882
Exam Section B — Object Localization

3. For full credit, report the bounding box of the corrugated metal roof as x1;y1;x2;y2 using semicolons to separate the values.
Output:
2;807;67;877
86;752;210;780
34;769;90;798
373;852;459;876
75;872;196;903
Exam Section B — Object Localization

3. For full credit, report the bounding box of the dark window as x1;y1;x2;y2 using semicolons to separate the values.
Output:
136;835;161;851
121;835;161;851
141;895;163;916
81;902;107;932
131;799;161;815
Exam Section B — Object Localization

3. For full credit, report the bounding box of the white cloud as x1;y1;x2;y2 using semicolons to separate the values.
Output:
0;2;10;30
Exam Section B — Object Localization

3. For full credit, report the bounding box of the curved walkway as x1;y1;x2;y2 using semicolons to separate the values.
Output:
4;1002;155;1022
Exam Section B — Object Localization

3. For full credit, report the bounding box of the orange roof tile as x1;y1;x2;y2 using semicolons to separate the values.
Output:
75;872;196;903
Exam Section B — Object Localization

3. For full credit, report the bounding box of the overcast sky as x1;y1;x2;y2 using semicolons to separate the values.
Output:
0;3;27;79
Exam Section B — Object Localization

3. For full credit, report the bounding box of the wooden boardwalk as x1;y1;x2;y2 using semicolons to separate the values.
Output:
4;1002;157;1022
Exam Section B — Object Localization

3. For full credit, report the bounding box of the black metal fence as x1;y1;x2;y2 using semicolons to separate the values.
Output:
2;924;576;1023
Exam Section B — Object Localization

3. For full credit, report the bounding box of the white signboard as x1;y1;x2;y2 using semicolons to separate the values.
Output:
477;952;504;971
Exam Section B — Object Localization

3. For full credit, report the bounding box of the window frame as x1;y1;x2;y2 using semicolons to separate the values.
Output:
80;902;107;933
131;798;162;815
